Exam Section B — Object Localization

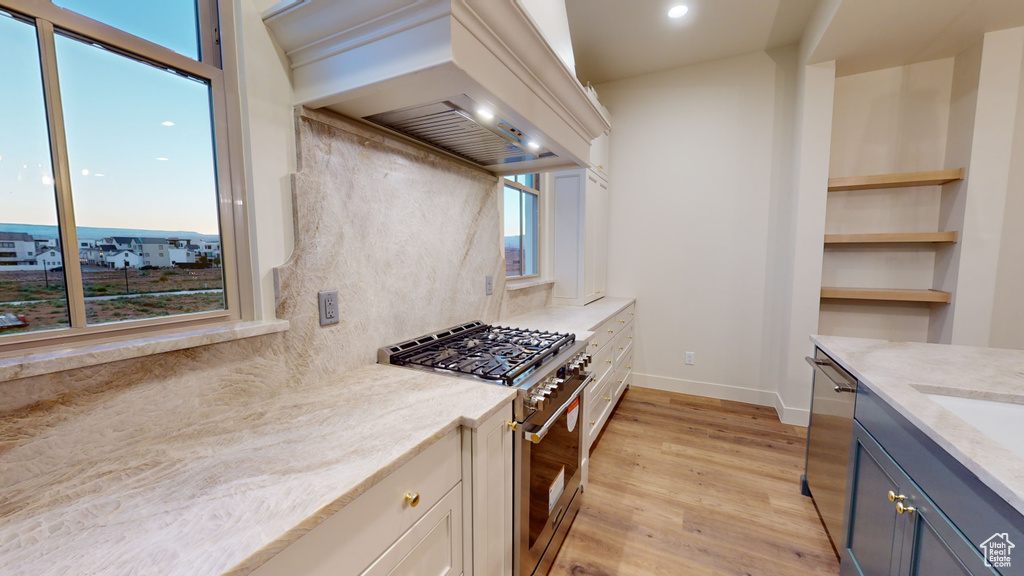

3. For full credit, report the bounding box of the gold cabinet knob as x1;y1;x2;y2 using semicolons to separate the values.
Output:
592;342;599;347
607;329;614;333
606;359;612;364
620;319;625;323
605;396;611;401
405;492;420;507
618;346;624;350
589;420;596;425
617;379;623;384
628;336;633;339
887;491;905;502
627;365;632;370
630;312;634;316
596;290;601;294
896;502;916;515
507;421;518;431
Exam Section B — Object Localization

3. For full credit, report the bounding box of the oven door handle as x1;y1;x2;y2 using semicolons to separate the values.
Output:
524;373;594;444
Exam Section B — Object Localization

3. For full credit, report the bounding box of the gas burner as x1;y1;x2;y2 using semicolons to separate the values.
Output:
379;322;575;386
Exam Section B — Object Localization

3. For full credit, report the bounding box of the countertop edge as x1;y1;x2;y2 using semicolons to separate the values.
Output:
227;385;516;576
0;319;291;384
810;335;1024;516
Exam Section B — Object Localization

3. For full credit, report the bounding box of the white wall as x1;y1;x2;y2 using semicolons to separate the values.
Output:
599;52;781;408
234;0;298;320
951;27;1024;346
518;0;576;76
989;40;1024;349
820;58;955;342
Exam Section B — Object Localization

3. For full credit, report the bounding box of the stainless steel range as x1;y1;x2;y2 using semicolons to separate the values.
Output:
379;321;592;576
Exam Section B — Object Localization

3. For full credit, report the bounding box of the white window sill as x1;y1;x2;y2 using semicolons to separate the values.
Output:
0;319;289;384
505;278;556;292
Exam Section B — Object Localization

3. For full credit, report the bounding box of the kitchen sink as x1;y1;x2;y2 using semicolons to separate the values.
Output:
921;391;1024;459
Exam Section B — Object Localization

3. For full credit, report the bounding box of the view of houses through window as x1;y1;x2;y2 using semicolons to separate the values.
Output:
504;174;539;278
0;3;227;338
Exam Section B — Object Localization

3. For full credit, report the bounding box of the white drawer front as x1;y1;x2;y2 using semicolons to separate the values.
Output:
589;317;618;350
362;483;463;576
251;429;462;576
615;303;636;326
613;323;633;365
590;341;614;385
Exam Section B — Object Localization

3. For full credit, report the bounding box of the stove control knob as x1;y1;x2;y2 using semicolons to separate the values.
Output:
531;396;548;411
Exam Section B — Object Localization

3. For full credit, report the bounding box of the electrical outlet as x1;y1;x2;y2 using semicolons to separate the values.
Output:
485;275;494;295
685;351;695;365
318;290;339;326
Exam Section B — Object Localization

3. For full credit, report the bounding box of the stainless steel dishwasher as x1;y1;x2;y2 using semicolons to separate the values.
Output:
801;347;858;556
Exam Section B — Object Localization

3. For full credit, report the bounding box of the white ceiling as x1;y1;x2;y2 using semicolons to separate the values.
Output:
565;0;1024;86
565;0;820;85
810;0;1024;76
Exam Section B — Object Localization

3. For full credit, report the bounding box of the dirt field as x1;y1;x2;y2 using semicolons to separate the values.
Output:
0;268;225;334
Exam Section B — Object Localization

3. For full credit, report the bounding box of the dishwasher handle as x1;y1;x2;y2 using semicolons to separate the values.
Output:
805;356;857;394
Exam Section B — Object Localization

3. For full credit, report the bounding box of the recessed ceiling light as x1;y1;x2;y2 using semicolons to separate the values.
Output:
155;157;169;161
477;108;495;120
527;141;540;150
81;169;90;176
162;121;175;126
668;5;688;18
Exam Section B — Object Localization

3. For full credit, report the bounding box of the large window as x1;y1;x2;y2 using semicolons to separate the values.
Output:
504;174;539;278
0;1;244;347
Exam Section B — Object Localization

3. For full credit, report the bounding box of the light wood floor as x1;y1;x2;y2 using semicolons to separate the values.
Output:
549;387;840;576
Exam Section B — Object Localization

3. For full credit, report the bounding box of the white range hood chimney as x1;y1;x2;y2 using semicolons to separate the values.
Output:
262;0;610;175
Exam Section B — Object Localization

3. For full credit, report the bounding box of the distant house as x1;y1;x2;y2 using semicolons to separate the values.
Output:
137;237;171;267
0;232;37;267
34;249;63;270
104;237;137;251
168;247;196;265
103;250;143;269
198;239;221;263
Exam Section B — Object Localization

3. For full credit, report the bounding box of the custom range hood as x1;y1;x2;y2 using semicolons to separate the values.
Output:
263;0;610;174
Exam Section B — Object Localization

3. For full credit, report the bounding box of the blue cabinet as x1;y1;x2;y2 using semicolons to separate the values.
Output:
843;422;994;575
840;385;1024;576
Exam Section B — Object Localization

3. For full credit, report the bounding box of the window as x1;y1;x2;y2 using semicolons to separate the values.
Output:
0;1;246;347
504;174;540;278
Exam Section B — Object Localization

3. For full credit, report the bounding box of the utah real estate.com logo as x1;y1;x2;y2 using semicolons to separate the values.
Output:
981;533;1015;569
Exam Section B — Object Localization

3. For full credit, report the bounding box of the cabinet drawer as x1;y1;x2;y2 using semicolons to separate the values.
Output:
613;324;633;365
589;317;618;351
251;429;462;576
362;483;463;576
615;304;635;327
586;374;613;424
611;364;631;401
616;348;633;374
590;340;615;385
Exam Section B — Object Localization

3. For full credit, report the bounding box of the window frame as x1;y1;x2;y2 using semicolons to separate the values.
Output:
503;175;541;280
0;0;255;354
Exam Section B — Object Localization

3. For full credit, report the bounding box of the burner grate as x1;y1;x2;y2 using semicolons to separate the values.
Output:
386;324;574;385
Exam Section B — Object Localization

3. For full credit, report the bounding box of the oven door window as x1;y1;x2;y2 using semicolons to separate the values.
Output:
528;406;580;549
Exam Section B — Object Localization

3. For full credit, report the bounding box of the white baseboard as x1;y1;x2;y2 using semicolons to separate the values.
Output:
774;395;810;427
631;373;810;427
632;373;776;407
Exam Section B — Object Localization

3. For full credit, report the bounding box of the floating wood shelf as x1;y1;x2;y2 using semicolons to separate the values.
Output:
820;287;952;304
824;231;958;245
828;168;965;192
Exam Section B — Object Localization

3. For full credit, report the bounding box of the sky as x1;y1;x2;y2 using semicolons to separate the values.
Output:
0;1;222;236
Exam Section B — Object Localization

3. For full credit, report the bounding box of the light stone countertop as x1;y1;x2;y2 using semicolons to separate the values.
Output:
811;335;1024;515
502;296;636;342
0;364;515;576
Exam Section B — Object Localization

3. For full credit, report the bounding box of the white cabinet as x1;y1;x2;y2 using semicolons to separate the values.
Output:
580;302;635;486
251;404;513;576
552;169;608;306
466;407;514;576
